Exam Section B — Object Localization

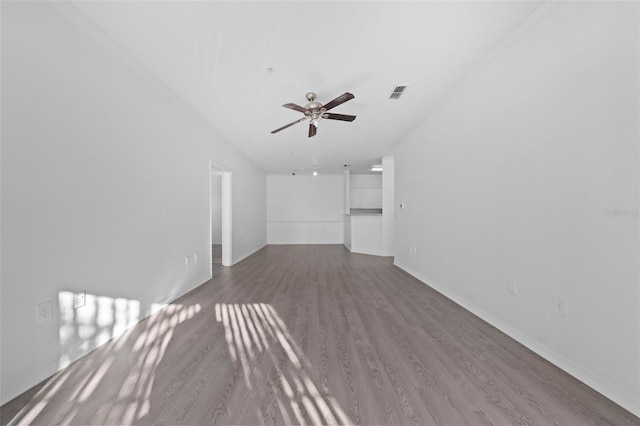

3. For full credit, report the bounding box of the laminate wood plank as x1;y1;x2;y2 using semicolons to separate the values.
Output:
1;245;638;426
371;283;521;423
373;267;619;425
368;268;576;424
336;274;436;425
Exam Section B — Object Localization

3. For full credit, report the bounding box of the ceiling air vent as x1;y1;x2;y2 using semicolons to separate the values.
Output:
390;85;408;99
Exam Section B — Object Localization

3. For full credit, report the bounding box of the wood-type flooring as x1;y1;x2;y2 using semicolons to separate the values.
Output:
1;245;638;425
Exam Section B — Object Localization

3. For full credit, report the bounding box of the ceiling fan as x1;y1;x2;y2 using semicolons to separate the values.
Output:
271;92;356;137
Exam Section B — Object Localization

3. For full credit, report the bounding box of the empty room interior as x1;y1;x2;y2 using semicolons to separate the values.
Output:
1;1;639;425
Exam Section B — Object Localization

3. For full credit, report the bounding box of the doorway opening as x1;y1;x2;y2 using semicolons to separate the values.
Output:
210;162;232;276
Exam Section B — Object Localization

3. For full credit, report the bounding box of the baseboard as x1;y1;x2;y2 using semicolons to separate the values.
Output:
145;272;212;315
1;360;61;408
393;261;640;418
0;273;212;406
232;244;266;265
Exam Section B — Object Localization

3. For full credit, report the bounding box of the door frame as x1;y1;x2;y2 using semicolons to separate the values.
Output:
210;161;232;269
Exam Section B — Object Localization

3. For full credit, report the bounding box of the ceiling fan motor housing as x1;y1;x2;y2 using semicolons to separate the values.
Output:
304;92;324;112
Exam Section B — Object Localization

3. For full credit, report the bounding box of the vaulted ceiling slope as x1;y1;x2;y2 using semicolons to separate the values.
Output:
68;1;543;174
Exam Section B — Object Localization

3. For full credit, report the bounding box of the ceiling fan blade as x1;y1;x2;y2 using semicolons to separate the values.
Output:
308;123;317;137
322;113;356;122
282;103;307;113
321;92;354;111
271;117;307;134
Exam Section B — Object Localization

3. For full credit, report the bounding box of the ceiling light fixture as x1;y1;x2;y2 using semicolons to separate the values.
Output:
313;171;318;176
371;165;383;172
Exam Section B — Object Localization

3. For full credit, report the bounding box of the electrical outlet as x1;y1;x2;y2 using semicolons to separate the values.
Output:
552;295;568;317
508;280;518;295
36;300;53;323
185;256;190;266
74;291;86;309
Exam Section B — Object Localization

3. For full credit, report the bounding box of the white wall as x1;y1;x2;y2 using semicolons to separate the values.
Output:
343;171;351;215
211;173;222;245
394;2;639;416
267;175;344;244
0;2;266;404
381;156;395;256
349;216;383;256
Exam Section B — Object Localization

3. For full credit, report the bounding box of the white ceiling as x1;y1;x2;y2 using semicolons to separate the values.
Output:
68;1;543;174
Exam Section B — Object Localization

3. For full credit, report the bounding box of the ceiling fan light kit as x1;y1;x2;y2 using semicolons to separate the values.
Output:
271;91;356;137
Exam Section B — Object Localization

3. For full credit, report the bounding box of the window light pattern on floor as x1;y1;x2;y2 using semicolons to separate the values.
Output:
215;302;352;425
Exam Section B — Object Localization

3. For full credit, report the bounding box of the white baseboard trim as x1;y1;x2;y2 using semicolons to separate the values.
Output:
146;272;212;315
0;273;212;406
394;261;640;418
232;244;266;265
1;360;60;408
